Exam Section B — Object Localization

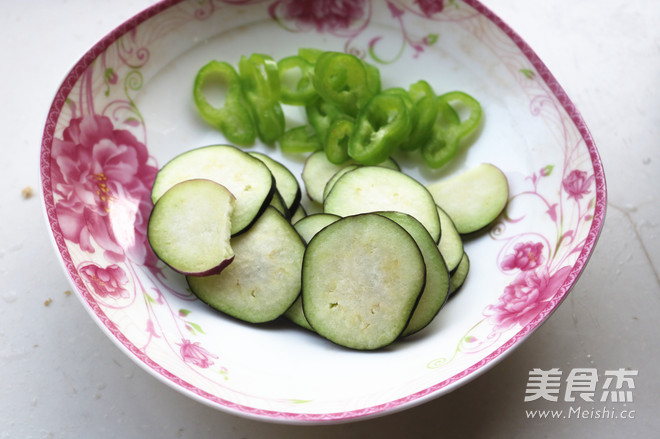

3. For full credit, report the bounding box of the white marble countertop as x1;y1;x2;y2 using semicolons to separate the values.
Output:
1;0;658;437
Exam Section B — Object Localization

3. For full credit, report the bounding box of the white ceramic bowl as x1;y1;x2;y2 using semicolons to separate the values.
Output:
41;0;606;424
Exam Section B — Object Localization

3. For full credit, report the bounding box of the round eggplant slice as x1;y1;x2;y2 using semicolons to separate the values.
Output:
147;179;235;276
302;213;425;350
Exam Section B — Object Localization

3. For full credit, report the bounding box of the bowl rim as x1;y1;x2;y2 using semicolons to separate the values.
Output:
39;0;607;424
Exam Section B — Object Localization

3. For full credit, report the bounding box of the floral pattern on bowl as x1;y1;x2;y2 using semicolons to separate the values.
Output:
41;0;606;423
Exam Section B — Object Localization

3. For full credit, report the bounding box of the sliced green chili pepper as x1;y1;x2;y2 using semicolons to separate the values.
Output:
382;87;414;106
439;91;482;139
401;95;439;151
362;60;382;97
325;118;354;164
239;53;280;101
421;99;461;168
300;48;380;98
398;80;438;151
408;80;436;103
193;49;481;172
312;52;374;117
279;125;322;154
421;91;482;168
192;60;257;146
381;87;419;152
305;98;345;143
239;53;285;143
298;47;324;64
277;55;318;106
348;93;412;165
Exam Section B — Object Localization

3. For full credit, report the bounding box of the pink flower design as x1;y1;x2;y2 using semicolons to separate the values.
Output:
501;241;544;271
51;114;158;265
562;169;594;201
79;263;129;299
484;266;571;332
179;339;218;369
269;0;367;32
415;0;444;17
546;203;558;222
